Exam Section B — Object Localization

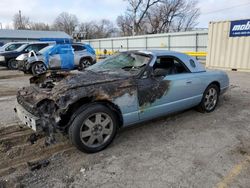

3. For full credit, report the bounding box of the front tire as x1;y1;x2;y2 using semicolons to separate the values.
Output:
31;62;47;75
7;59;18;70
69;104;118;153
197;84;219;113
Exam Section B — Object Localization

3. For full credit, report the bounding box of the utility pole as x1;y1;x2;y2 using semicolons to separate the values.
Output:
132;9;136;36
19;10;22;29
132;1;136;36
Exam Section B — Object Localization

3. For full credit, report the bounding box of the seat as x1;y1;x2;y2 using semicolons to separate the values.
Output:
153;58;177;77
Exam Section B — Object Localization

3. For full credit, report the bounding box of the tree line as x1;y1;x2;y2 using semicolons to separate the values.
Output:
12;0;200;39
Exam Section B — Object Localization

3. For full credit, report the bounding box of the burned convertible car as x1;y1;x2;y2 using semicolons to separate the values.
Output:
15;50;229;153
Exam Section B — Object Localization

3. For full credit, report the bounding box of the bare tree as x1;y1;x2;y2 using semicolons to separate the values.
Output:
171;1;200;32
94;19;117;38
13;10;30;30
117;15;133;36
30;22;50;31
79;22;96;39
53;12;78;35
125;0;162;35
146;0;200;33
79;19;117;39
117;0;200;35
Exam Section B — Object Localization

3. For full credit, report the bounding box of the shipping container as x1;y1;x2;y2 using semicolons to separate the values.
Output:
206;19;250;71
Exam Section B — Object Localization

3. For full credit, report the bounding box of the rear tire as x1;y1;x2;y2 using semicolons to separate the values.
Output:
31;62;47;76
7;59;18;70
79;58;92;70
69;104;118;153
197;84;219;113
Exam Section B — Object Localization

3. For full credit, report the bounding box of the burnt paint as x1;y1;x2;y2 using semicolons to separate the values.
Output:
16;68;173;148
137;78;171;107
17;70;170;142
19;70;171;117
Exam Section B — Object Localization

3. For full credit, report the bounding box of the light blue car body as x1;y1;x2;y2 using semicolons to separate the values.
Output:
107;50;229;127
15;50;230;138
14;50;230;153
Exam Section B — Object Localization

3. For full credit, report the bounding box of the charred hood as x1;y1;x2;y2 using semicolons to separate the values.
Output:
52;70;130;93
18;70;134;113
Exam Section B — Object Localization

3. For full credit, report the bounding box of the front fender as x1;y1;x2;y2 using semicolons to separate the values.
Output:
26;60;46;70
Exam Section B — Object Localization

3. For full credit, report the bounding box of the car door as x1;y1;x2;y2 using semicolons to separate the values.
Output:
48;45;74;70
59;45;74;70
72;45;86;66
48;46;61;69
137;56;203;121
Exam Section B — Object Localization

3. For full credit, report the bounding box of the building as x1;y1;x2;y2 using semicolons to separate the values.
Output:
0;29;72;45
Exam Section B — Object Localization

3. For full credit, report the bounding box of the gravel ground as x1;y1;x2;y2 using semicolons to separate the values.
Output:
0;68;250;188
0;67;30;126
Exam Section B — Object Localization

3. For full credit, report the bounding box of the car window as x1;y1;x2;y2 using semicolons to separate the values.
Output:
0;43;9;49
58;46;73;54
153;57;189;77
23;45;33;52
36;44;49;51
16;44;28;52
189;59;196;68
5;44;24;51
24;44;48;52
88;52;150;75
38;45;54;54
72;45;86;51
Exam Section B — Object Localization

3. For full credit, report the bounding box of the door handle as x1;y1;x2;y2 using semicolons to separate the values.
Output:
186;80;192;84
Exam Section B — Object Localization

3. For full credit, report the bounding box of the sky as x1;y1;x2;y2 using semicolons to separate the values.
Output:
0;0;250;29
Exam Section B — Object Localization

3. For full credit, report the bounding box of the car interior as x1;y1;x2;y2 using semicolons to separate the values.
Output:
72;45;86;51
153;57;189;77
24;43;49;52
5;43;25;51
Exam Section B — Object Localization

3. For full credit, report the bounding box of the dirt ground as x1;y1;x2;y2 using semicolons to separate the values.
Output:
0;67;250;188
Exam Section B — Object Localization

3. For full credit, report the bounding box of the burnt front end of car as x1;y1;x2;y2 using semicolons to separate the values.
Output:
15;78;61;144
14;71;131;145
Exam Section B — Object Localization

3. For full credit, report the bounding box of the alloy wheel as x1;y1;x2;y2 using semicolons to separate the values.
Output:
204;87;218;111
80;112;113;148
34;63;46;75
80;59;91;69
8;59;18;69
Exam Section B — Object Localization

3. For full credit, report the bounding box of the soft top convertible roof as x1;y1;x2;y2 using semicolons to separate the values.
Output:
138;50;206;73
